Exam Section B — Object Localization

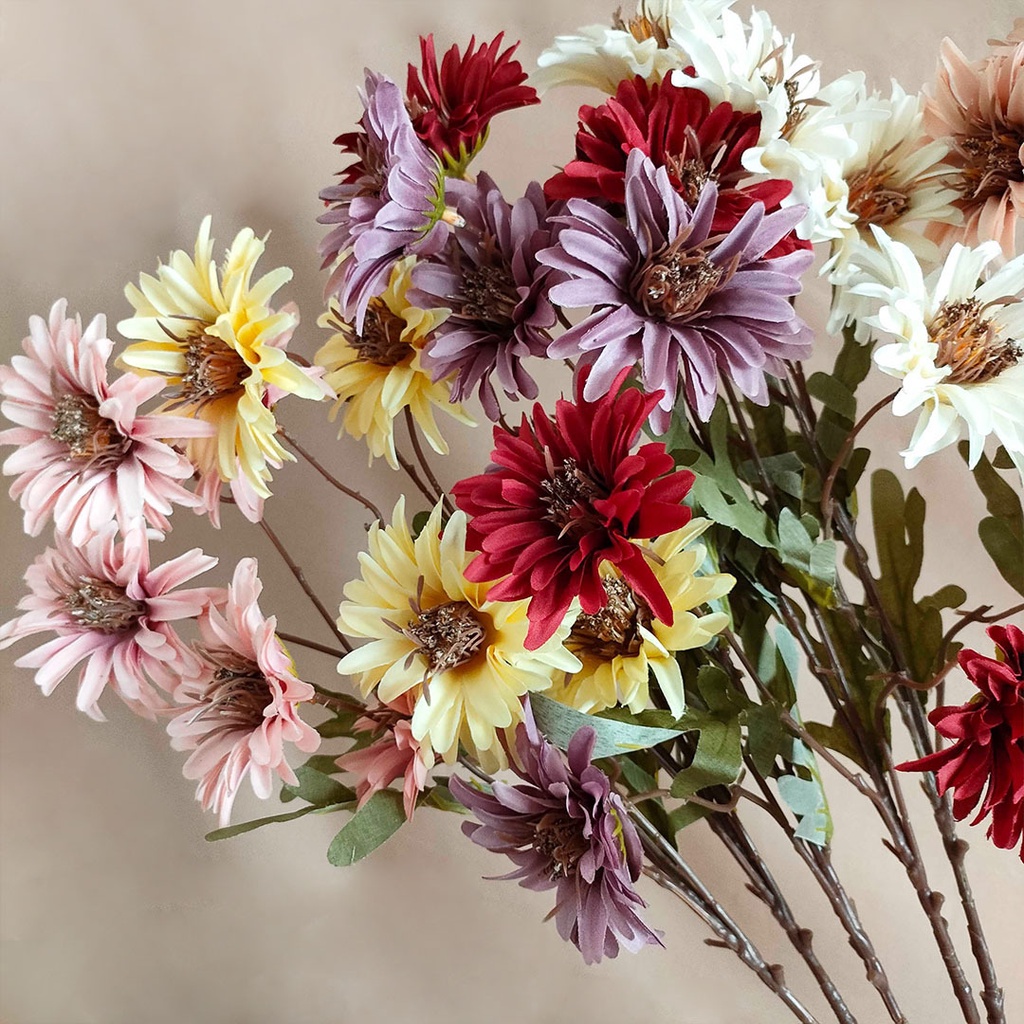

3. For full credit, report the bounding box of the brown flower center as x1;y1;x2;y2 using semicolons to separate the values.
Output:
957;125;1024;201
51;393;129;466
189;648;273;726
569;577;651;660
540;457;607;539
180;330;249;402
930;299;1021;385
666;156;720;207
533;810;590;878
847;160;912;227
634;243;723;320
64;578;145;634
612;4;670;48
459;254;519;327
405;601;487;673
352;302;413;366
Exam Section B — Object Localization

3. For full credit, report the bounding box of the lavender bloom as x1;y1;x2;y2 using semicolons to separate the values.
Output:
319;71;449;329
540;150;815;432
450;702;661;965
410;175;561;420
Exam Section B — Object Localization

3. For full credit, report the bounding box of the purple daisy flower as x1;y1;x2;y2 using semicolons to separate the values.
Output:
540;149;815;432
318;71;450;329
410;175;561;420
449;701;661;964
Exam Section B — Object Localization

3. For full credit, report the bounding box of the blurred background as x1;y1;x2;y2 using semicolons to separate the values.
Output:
1;1;1021;1022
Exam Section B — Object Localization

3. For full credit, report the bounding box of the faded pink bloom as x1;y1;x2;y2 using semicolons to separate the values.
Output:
167;558;321;826
335;693;433;819
0;525;217;720
924;31;1024;257
0;300;211;542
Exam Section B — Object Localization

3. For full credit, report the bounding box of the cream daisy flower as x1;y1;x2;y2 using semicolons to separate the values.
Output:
336;499;581;766
315;257;473;469
851;230;1024;476
118;216;325;503
549;520;734;719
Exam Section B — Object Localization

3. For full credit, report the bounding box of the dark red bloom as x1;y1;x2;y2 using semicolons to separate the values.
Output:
452;369;695;649
407;33;540;168
899;624;1024;860
544;75;809;259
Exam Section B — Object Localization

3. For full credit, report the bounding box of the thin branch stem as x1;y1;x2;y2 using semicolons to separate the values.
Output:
277;632;347;659
396;450;443;508
404;407;453;515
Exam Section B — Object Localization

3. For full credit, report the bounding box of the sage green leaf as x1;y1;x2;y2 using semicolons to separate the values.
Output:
411;509;432;539
979;518;1024;596
316;711;362;738
807;371;856;422
327;789;406;866
805;720;868;772
206;801;352;842
669;802;713;833
422;782;467;814
779;735;834;847
281;765;356;807
670;712;743;798
745;702;787;776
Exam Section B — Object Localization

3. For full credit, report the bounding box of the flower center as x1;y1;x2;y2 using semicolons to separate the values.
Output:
540;457;607;539
634;244;723;320
666;156;720;207
353;302;413;366
612;4;670;48
533;810;590;878
181;330;250;403
405;601;487;673
930;299;1021;385
847;161;912;227
569;577;651;660
459;254;519;327
50;393;128;465
64;578;145;634
190;648;274;726
957;126;1024;201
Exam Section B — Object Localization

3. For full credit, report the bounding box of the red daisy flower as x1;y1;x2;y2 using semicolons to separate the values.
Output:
452;369;695;650
899;624;1024;861
406;33;540;170
544;75;809;259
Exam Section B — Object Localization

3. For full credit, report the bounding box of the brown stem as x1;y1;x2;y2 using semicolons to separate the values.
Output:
404;407;454;515
721;375;779;509
310;691;366;715
396;450;443;508
277;632;346;659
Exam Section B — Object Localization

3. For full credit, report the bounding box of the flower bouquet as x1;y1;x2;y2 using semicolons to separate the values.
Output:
2;2;1022;1021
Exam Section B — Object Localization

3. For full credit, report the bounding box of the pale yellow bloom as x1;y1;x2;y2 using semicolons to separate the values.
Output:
336;498;580;766
549;519;734;718
117;216;324;498
315;257;473;468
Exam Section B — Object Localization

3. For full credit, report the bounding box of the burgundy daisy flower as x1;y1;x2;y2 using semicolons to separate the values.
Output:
452;368;694;649
407;33;539;170
319;71;450;329
410;174;560;420
545;75;806;260
450;700;661;964
541;150;814;431
899;624;1024;861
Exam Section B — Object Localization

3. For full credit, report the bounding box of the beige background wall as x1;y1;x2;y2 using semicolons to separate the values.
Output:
1;2;1022;1022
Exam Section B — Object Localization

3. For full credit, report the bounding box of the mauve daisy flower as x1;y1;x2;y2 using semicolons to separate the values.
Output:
407;33;539;171
410;175;560;420
0;525;217;721
541;150;813;430
167;558;321;827
923;30;1024;258
450;701;661;964
899;624;1024;861
452;368;695;650
0;300;208;542
319;71;451;329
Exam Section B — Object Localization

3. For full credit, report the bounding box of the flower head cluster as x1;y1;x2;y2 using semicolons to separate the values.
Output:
167;559;321;826
450;702;662;964
542;151;813;429
452;368;694;650
899;624;1024;860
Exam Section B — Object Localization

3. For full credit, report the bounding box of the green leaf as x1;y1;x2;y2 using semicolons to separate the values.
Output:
411;509;432;540
778;735;833;847
775;507;837;602
316;711;362;738
668;802;713;833
421;782;467;814
807;371;856;422
745;702;787;776
670;712;743;798
281;765;356;807
979;518;1024;596
530;692;684;759
805;720;868;772
205;801;352;842
326;789;406;866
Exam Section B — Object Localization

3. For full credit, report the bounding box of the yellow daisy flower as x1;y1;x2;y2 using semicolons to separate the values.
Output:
550;519;735;719
117;215;324;498
315;257;473;469
336;498;580;766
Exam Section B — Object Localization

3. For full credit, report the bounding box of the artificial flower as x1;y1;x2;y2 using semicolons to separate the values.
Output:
410;176;560;420
851;231;1024;476
452;367;694;650
315;256;473;468
167;558;321;827
0;300;208;542
899;624;1024;861
407;33;539;171
550;519;733;718
450;700;662;964
118;217;325;516
336;499;580;766
0;525;216;721
319;71;451;327
541;150;814;429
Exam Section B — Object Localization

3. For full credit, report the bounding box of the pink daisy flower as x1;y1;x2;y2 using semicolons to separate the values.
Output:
167;558;321;826
0;300;212;542
0;525;217;721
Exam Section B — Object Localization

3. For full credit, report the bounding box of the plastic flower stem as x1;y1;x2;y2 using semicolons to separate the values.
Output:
276;632;347;659
257;515;352;652
395;449;444;507
403;407;454;515
278;427;385;521
721;375;779;509
310;690;367;715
